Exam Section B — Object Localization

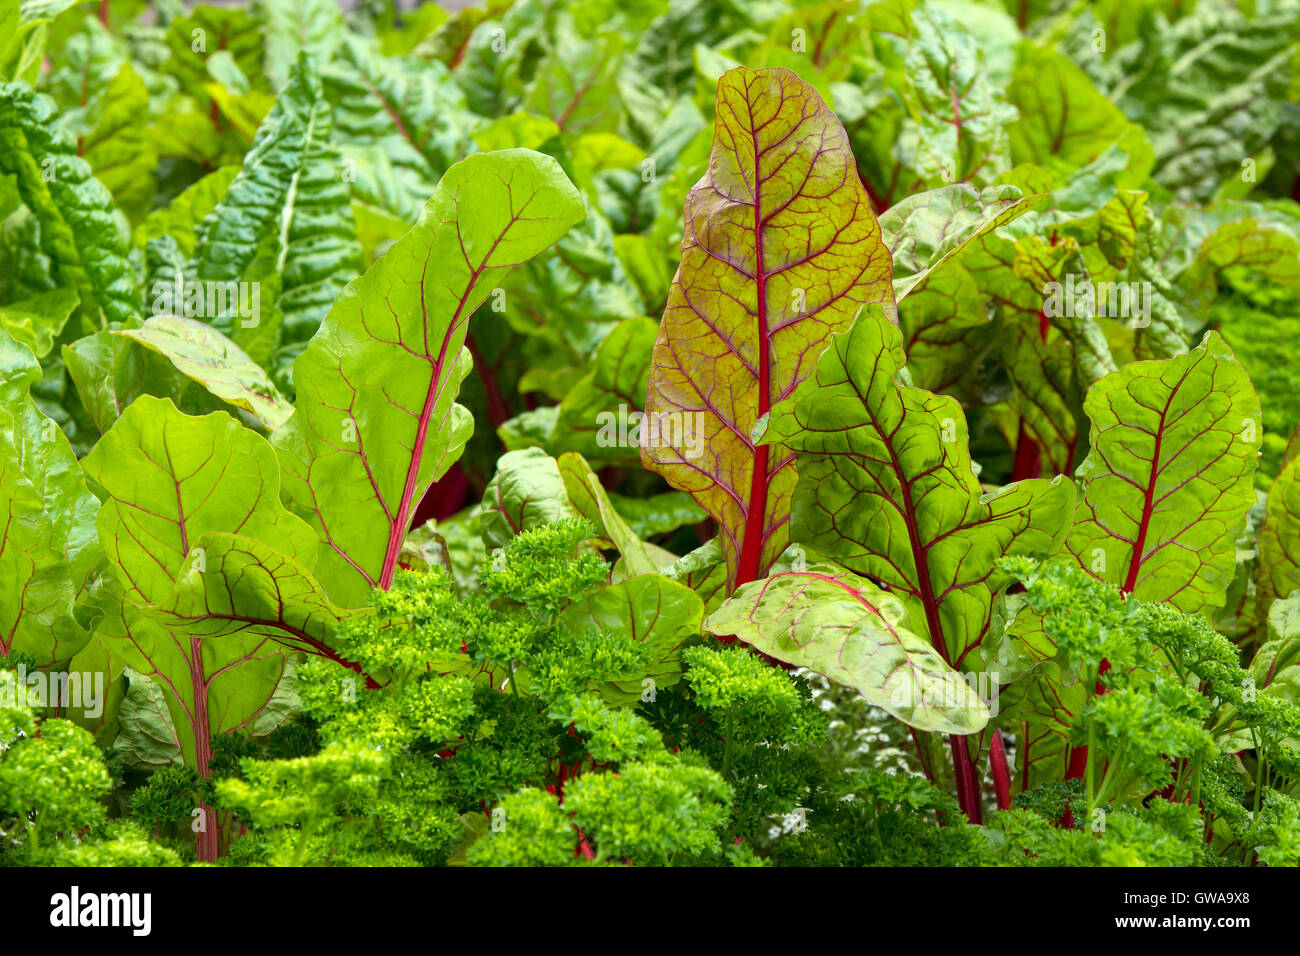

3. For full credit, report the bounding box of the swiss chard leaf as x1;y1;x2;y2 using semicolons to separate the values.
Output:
272;148;585;606
705;551;991;733
82;395;318;607
0;329;100;666
764;304;1075;668
0;81;137;325
115;315;294;431
641;65;895;591
1064;331;1262;612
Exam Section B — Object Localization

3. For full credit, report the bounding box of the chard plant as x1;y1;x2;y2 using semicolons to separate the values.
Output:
1;0;1300;870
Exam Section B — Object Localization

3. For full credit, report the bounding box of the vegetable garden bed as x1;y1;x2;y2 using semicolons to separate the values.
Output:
1;0;1300;872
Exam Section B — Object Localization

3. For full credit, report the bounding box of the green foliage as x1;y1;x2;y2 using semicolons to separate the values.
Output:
3;0;1300;869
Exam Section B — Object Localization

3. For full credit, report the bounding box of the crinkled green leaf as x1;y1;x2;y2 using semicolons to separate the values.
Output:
1112;4;1299;202
766;304;1076;666
135;166;240;260
322;34;477;222
190;54;361;361
897;6;1017;190
0;82;137;324
260;0;346;90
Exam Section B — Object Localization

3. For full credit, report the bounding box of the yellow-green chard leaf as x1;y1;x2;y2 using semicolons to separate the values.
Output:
705;552;991;734
641;66;895;592
115;315;294;431
880;182;1044;301
273;149;585;606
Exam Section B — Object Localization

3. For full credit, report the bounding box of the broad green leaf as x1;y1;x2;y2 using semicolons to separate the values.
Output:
272;150;584;605
472;112;560;153
897;262;989;395
968;235;1083;475
563;573;703;705
995;660;1086;792
1065;332;1262;612
1173;203;1300;323
100;593;285;771
62;328;173;436
0;82;137;324
151;531;350;662
765;305;1076;666
1260;458;1300;611
1006;42;1131;171
705;554;990;734
115;315;293;430
0;286;78;358
642;66;895;591
0;329;100;666
83;395;318;607
525;17;623;136
78;64;156;225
